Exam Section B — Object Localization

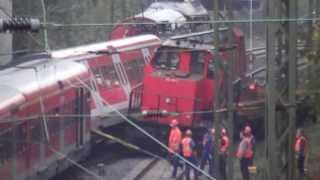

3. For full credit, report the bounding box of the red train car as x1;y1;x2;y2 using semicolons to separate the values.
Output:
51;35;161;128
0;60;91;180
110;1;209;40
129;28;246;128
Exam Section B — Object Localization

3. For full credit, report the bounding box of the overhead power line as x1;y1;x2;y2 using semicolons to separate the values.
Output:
43;17;320;28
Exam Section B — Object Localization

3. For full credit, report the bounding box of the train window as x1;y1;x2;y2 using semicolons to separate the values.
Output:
207;60;215;79
0;129;13;166
47;108;60;135
154;50;168;68
124;60;144;86
100;64;120;88
16;122;28;153
31;118;41;141
168;53;180;70
153;49;180;70
190;52;205;75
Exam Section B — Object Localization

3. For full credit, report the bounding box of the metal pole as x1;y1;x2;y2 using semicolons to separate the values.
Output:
226;48;234;180
224;0;234;179
266;0;277;179
122;0;127;19
213;0;221;178
288;0;297;179
110;1;114;24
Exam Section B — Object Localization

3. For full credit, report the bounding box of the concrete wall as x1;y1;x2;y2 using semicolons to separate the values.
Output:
0;0;12;65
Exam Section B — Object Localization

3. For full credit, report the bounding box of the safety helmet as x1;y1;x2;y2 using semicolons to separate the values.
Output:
170;119;178;127
186;129;192;136
244;125;252;134
221;128;227;135
211;128;216;135
296;128;304;137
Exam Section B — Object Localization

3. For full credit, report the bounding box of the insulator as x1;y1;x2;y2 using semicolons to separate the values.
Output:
0;17;41;33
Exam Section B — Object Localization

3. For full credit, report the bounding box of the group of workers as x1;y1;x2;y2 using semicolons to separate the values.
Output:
168;118;309;180
167;119;255;180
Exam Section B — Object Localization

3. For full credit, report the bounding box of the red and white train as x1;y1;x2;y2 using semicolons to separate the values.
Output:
51;34;161;128
0;60;91;180
0;34;161;180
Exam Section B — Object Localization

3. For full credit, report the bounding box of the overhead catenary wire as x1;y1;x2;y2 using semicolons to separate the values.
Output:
43;17;320;28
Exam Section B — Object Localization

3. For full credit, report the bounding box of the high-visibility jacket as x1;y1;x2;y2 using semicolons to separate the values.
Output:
295;136;307;156
168;127;182;153
220;135;229;155
182;137;193;157
236;137;253;159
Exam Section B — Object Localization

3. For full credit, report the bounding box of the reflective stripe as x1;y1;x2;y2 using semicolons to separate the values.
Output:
295;136;306;153
182;137;192;157
168;128;182;153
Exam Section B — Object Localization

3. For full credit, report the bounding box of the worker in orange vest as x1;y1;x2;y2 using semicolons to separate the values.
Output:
219;128;229;180
182;129;199;180
168;119;182;178
295;128;307;176
236;125;254;180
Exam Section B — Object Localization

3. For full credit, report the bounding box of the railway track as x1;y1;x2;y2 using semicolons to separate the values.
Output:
133;158;159;180
131;157;186;180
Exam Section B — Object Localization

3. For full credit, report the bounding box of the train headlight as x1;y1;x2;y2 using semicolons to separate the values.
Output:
142;110;148;116
165;97;171;104
161;109;168;116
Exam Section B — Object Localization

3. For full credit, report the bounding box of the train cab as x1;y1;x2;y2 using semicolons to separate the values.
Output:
139;46;215;127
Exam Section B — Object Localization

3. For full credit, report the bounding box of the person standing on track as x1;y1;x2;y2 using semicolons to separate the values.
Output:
236;126;254;180
200;128;215;176
219;128;229;180
182;129;199;180
295;128;307;177
168;119;182;178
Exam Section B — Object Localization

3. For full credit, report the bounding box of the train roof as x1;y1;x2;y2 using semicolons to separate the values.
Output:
147;1;208;18
134;1;207;26
51;34;161;59
0;60;89;116
135;8;186;26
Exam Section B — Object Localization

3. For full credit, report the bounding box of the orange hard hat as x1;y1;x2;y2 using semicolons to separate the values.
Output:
186;129;192;136
244;125;252;134
170;119;178;127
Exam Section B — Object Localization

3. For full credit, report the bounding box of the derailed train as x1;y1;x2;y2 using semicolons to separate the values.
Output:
0;34;161;180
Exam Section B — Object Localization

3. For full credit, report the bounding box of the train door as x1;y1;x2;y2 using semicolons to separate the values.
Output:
111;54;131;96
76;88;85;146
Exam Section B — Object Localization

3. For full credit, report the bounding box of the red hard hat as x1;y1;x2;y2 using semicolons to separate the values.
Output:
186;129;192;136
244;125;252;134
170;119;178;127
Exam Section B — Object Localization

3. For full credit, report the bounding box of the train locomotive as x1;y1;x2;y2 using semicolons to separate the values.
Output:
128;27;247;129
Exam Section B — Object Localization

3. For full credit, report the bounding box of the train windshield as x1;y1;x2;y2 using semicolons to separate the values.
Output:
153;48;180;70
190;51;205;75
